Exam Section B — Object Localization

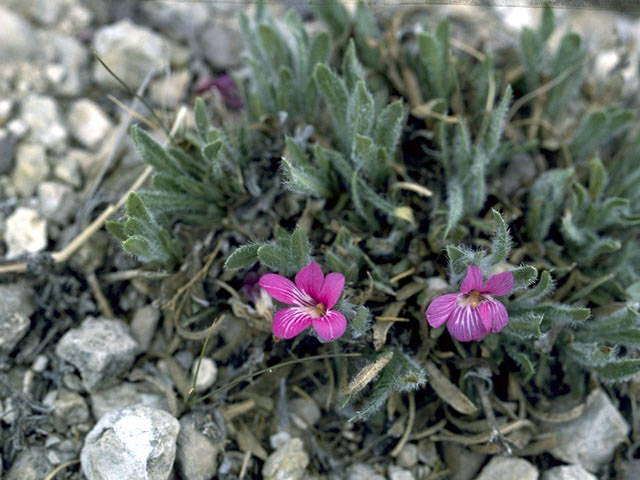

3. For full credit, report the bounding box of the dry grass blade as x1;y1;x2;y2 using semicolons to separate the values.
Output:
343;350;394;396
424;360;478;415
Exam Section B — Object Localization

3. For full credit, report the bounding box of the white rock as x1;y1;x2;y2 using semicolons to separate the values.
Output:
541;465;597;480
474;456;538;480
149;70;190;107
262;436;310;480
4;207;47;259
26;0;66;26
67;99;113;149
397;443;419;469
90;382;170;421
191;357;218;393
289;397;321;428
176;412;221;480
0;99;13;124
199;23;244;70
0;313;30;353
545;389;629;472
54;154;83;188
43;389;90;425
45;33;90;96
38;181;75;224
130;305;160;352
20;94;67;151
141;2;211;41
55;317;140;392
346;463;386;480
12;143;49;197
388;465;415;480
92;20;170;89
0;6;38;62
81;405;180;480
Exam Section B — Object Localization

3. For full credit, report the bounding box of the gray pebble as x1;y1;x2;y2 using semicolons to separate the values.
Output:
81;404;180;480
55;317;139;392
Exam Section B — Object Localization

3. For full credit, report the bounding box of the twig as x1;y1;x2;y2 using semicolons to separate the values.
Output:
86;272;115;318
44;459;80;480
390;392;416;457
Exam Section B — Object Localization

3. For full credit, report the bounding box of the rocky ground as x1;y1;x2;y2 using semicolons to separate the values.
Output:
0;1;639;479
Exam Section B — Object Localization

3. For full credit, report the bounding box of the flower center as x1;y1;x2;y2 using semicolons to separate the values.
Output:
459;290;484;308
468;290;481;307
308;303;326;318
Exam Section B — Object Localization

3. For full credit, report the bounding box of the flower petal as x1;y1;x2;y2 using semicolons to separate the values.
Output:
426;293;459;328
477;298;509;333
318;272;345;309
480;271;514;296
295;261;324;300
259;274;312;306
312;310;347;341
272;307;313;339
460;266;483;294
447;305;488;342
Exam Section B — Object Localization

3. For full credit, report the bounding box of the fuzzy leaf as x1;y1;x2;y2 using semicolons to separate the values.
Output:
445;179;464;237
517;270;553;302
194;97;210;141
258;244;292;274
281;157;332;198
342;39;365;92
347;81;375;147
511;265;539;291
105;221;127;242
589;158;607;200
527;168;574;241
314;64;349;147
486;209;511;266
290;227;311;271
350;306;371;339
374;100;404;155
225;244;261;270
484;85;512;161
131;126;180;176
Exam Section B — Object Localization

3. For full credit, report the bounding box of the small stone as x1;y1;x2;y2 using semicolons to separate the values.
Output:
262;436;310;480
141;2;211;42
7;119;29;138
81;405;180;480
199;23;244;70
4;207;47;259
176;412;221;480
5;448;52;480
0;282;36;326
38;181;75;224
541;464;598;480
0;6;38;63
0;129;15;174
545;389;629;472
130;305;160;352
27;0;65;26
475;456;538;480
149;70;190;107
53;153;83;188
0;99;13;124
92;20;170;89
0;313;30;354
43;389;90;425
33;354;49;373
67;99;113;149
191;357;218;393
397;443;419;469
20;94;67;151
442;443;486;480
289;397;321;428
346;463;386;480
46;33;89;96
388;465;415;480
55;316;139;392
12;143;50;197
90;382;170;420
417;439;438;467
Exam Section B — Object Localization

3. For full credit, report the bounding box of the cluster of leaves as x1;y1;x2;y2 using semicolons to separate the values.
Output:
106;101;251;267
106;0;640;421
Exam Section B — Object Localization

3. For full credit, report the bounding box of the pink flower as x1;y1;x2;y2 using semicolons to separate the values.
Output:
259;261;347;341
426;266;514;342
